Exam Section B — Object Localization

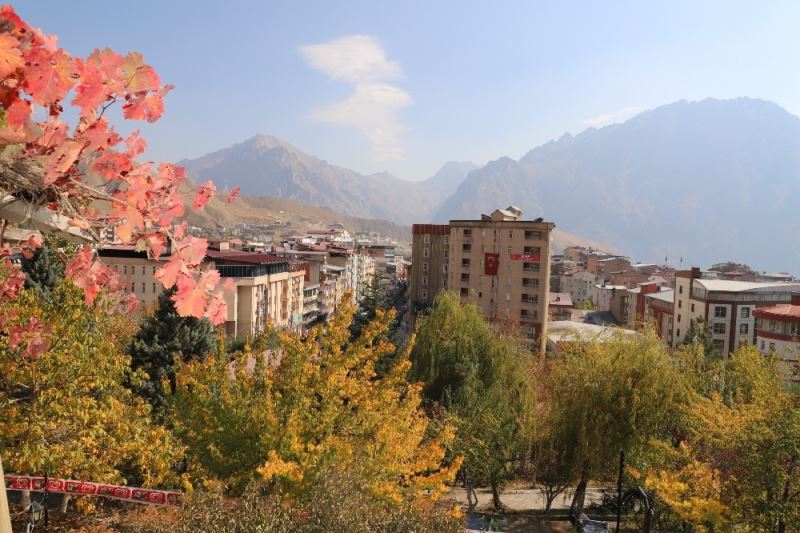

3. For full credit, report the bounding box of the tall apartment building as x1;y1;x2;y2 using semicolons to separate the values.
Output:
408;224;450;309
753;294;800;383
671;267;800;355
409;208;554;352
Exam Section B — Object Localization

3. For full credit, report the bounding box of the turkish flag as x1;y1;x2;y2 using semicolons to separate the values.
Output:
485;252;500;275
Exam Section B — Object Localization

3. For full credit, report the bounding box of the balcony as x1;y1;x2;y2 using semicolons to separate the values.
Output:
461;259;471;268
522;263;540;272
521;295;538;305
520;312;537;323
524;230;542;240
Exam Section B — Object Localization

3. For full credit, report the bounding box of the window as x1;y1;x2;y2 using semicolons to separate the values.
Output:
506;293;510;302
740;323;748;335
508;246;512;254
679;285;683;294
421;290;428;300
460;288;468;297
508;231;513;238
521;294;538;304
152;266;156;275
713;339;725;351
691;303;695;312
463;243;471;252
443;236;449;246
130;282;135;292
423;248;429;258
124;265;128;275
523;246;541;255
761;340;766;350
523;278;539;288
678;314;682;323
769;342;776;351
677;328;681;338
461;273;469;282
462;258;471;268
678;300;682;309
141;266;145;275
423;234;430;244
422;275;428;286
479;275;484;285
524;230;542;240
740;307;750;318
463;229;472;238
713;323;726;335
422;262;429;272
523;262;540;272
714;306;727;318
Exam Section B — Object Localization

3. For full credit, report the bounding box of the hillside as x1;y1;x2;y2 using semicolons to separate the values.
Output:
435;98;800;270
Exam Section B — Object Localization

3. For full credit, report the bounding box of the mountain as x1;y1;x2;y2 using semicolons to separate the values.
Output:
179;135;468;226
435;98;800;271
419;161;479;201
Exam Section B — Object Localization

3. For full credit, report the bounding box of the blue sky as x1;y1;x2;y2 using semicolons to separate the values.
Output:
14;1;800;180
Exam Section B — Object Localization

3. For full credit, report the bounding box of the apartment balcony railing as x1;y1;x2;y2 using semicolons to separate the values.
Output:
521;297;538;305
520;314;537;323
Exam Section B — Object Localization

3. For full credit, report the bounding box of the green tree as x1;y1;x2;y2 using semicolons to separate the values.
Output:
20;240;65;298
682;317;721;361
545;328;685;519
410;292;536;511
127;287;216;412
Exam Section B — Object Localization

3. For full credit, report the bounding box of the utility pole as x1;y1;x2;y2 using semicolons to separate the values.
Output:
615;449;625;533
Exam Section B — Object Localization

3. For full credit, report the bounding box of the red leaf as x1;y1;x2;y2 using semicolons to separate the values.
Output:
119;52;160;92
193;180;216;210
227;186;240;203
172;274;207;318
122;84;173;122
204;294;227;325
72;58;114;115
42;139;86;185
23;47;76;105
6;99;31;128
155;256;183;289
0;33;23;78
124;130;147;157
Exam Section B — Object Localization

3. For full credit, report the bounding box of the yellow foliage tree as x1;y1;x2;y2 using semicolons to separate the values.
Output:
171;298;461;503
0;279;181;488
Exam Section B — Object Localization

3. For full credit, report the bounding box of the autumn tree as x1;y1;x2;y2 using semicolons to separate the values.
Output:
170;297;461;501
0;276;181;488
641;345;800;532
0;5;236;335
127;287;216;412
20;238;66;297
545;328;684;519
410;292;537;511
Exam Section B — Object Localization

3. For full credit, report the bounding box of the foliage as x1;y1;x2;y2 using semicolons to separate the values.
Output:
127;287;216;411
122;467;463;533
544;327;685;517
682;317;721;361
410;292;537;508
0;5;229;326
639;346;800;532
170;298;461;500
19;238;67;297
0;277;181;487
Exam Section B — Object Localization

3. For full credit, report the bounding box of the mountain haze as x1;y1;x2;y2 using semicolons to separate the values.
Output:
179;135;476;226
436;98;800;271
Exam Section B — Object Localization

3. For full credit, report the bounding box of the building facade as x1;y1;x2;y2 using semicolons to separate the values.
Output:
753;296;800;383
408;224;450;309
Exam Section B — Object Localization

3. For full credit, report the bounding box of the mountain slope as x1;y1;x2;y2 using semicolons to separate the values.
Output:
435;98;800;271
179;135;440;225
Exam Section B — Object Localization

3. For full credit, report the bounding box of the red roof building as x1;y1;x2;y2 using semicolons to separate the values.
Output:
753;294;800;383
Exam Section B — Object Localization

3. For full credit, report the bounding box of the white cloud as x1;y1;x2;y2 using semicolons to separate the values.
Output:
583;106;647;128
300;35;411;161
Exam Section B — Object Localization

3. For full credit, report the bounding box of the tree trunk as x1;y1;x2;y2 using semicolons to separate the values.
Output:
20;490;31;509
462;468;477;516
570;461;590;522
490;477;502;512
59;494;70;513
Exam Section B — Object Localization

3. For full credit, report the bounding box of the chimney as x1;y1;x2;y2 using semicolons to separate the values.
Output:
792;293;800;306
690;266;701;278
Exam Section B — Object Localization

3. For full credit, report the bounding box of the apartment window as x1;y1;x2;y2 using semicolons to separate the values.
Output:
714;306;727;318
523;262;540;272
691;303;695;312
769;320;777;333
421;290;428;300
679;285;683;294
463;243;471;252
506;293;510;302
463;229;472;240
479;275;484;285
523;246;541;255
524;230;542;240
461;273;470;283
713;340;725;351
460;288;468;297
769;342;776;351
422;262;429;272
740;307;750;318
739;323;749;335
521;294;538;304
141;266;145;275
677;314;681;323
462;258;471;268
508;246;512;254
713;323;726;335
678;300;682;309
152;266;156;275
761;340;766;350
423;234;430;244
443;236;449;245
508;231;513;238
677;328;681;338
507;277;512;286
523;278;539;288
124;265;128;275
423;248;430;258
130;282;135;292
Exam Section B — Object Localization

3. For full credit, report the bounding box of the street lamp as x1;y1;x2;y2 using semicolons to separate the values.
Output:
25;501;44;532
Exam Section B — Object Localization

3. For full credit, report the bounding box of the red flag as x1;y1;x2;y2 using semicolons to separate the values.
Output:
485;252;500;275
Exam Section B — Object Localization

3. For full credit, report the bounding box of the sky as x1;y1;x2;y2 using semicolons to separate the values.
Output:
13;1;800;180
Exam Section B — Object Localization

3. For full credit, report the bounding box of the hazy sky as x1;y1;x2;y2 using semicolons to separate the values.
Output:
14;1;800;180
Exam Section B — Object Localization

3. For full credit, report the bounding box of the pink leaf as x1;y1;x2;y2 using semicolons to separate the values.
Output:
227;186;240;203
193;180;216;210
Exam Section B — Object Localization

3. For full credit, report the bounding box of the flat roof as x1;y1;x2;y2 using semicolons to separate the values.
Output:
695;279;800;293
547;321;636;343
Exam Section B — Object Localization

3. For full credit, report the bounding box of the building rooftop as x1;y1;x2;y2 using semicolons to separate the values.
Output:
547;321;636;343
206;250;286;264
752;305;800;320
695;279;800;293
647;289;675;304
549;292;573;307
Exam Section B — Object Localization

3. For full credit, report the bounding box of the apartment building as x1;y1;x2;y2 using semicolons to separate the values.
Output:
98;245;168;310
646;289;674;344
671;267;800;354
558;270;598;306
753;295;800;383
408;224;450;309
591;283;627;312
447;207;554;352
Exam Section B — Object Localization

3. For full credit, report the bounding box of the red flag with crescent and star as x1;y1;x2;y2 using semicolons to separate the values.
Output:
485;252;500;275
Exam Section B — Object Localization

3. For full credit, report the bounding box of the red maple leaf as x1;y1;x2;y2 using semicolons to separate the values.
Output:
227;186;240;203
0;33;23;78
193;180;216;210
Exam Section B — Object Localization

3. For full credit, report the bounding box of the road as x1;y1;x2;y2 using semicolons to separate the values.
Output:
449;486;607;513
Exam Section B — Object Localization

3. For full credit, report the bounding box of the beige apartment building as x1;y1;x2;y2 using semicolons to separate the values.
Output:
98;246;306;338
448;207;554;352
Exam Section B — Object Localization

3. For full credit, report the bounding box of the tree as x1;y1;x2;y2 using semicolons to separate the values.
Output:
545;328;685;519
682;317;721;361
0;277;181;488
410;292;537;511
170;298;461;500
20;239;66;297
641;346;800;532
127;287;217;412
0;5;231;328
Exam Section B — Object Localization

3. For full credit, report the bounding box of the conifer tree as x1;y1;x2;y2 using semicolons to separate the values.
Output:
20;241;65;298
128;287;216;411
